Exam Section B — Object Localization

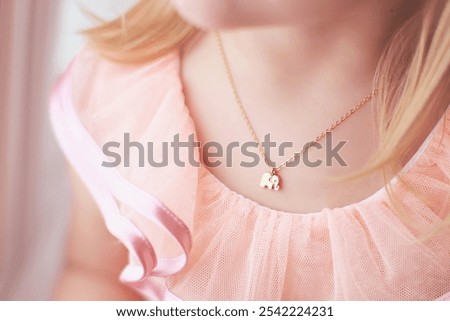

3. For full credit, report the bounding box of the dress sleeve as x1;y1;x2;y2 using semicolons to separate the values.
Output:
48;46;195;300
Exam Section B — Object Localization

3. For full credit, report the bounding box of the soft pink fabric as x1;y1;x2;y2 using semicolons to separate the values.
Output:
50;47;450;301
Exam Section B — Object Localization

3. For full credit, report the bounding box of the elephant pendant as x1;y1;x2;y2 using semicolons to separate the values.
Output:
260;169;280;191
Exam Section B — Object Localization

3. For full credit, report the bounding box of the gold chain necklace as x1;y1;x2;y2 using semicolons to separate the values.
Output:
214;32;378;191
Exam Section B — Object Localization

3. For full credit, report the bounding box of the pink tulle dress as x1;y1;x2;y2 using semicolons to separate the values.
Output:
49;47;450;301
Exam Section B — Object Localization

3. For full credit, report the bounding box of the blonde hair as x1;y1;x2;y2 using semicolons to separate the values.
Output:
84;0;450;227
83;0;197;64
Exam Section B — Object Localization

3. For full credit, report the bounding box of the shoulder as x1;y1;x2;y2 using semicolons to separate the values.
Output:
70;45;181;103
70;44;181;86
50;44;183;137
410;105;450;204
431;106;450;159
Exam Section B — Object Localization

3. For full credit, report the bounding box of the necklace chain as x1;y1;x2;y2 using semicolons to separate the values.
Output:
214;32;378;176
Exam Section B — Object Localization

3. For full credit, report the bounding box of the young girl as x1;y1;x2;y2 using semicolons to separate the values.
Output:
50;0;450;300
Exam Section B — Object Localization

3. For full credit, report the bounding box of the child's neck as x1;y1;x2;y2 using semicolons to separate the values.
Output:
179;0;422;212
215;0;420;114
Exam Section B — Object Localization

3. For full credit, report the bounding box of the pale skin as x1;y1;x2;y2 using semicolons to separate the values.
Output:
54;0;426;299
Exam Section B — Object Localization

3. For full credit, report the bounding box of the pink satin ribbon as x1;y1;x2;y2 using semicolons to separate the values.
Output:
49;63;190;301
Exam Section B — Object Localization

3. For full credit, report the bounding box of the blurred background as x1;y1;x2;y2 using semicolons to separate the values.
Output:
0;0;135;300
